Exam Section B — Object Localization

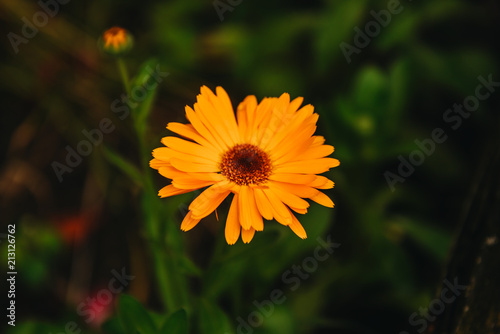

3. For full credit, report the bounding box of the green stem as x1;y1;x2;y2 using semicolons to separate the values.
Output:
114;56;190;312
137;109;190;313
117;57;131;94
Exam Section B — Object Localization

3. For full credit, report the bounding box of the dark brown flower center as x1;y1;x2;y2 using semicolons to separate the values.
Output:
220;144;272;186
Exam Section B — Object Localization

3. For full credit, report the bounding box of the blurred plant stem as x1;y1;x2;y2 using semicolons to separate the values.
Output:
116;57;131;94
116;57;190;313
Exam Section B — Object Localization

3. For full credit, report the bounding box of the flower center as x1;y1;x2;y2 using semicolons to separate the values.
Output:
220;144;272;186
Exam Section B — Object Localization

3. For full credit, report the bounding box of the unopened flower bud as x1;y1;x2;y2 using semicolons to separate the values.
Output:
98;26;134;56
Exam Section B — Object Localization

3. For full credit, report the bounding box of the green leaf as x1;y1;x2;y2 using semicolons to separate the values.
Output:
353;66;387;111
178;255;203;276
102;145;143;185
102;316;126;334
160;309;188;334
198;299;233;334
396;218;452;261
5;321;57;334
119;294;157;334
386;58;410;131
130;58;167;135
314;0;367;71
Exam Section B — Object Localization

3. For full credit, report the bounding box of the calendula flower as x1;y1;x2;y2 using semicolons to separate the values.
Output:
150;86;339;244
98;27;133;56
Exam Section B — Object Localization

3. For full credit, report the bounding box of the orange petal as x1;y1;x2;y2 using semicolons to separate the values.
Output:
215;86;238;124
185;105;226;151
294;145;334;161
269;122;317;160
253;188;274;220
202;86;239;139
189;183;231;219
259;93;292;148
286;96;304;114
288;211;307;239
312;136;325;145
170;158;220;173
186;172;225;182
166;122;218;151
241;227;256;243
248;188;264;231
289;206;308;214
150;158;171;170
156;147;217;165
172;177;215;190
265;106;315;152
197;93;238;146
237;95;258;140
161;137;220;162
262;188;292;225
274;158;339;174
180;211;201;231
239;186;261;230
158;185;193;198
269;173;317;185
225;194;240;245
269;181;317;198
310;190;334;208
158;166;186;180
310;176;335;189
273;136;316;165
193;102;232;149
268;181;310;209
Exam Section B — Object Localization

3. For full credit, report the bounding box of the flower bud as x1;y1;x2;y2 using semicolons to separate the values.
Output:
98;26;134;56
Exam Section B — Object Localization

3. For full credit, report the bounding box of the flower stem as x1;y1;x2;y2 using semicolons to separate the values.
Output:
136;102;190;313
113;56;189;312
116;57;131;94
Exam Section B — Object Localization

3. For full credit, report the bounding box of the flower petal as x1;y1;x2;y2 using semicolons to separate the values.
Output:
310;190;334;208
180;211;201;232
289;206;308;214
237;95;258;141
268;173;317;185
268;181;310;209
167;122;218;151
150;158;171;170
170;158;220;173
253;188;274;220
239;186;262;230
262;188;292;225
161;137;220;162
155;147;217;165
225;194;240;245
274;158;340;174
172;177;216;190
241;227;256;243
185;105;226;151
288;211;307;239
310;176;335;189
158;185;193;198
197;93;238;146
190;183;231;219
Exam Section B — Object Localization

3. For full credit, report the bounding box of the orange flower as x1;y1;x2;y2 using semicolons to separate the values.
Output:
150;86;339;244
98;27;133;55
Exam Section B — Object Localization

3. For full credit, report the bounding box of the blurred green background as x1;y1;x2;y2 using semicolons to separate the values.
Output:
1;0;499;333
